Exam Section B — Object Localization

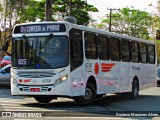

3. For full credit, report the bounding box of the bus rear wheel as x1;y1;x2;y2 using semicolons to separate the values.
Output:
129;79;139;98
34;96;53;103
118;79;139;99
74;83;96;105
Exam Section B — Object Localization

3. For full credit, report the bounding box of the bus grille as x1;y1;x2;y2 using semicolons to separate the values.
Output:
21;86;52;92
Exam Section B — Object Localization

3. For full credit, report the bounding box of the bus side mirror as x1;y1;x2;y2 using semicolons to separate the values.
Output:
2;35;12;56
2;41;9;51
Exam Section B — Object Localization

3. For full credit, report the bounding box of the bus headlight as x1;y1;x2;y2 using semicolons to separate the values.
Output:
61;76;67;81
54;75;68;85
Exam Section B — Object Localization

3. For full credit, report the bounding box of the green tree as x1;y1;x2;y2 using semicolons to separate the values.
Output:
0;3;4;46
53;0;98;24
0;0;31;48
19;0;98;25
18;0;45;22
5;0;30;25
98;7;153;39
0;0;30;34
149;0;160;64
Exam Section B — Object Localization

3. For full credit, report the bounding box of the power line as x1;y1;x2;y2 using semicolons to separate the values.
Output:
91;0;108;14
92;0;107;14
96;0;109;8
97;0;118;8
104;0;119;8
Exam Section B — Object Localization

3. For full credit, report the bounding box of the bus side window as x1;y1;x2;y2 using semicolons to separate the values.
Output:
148;45;155;64
121;40;130;62
140;43;148;63
131;42;140;62
98;35;109;60
85;32;97;59
109;37;120;61
69;29;83;71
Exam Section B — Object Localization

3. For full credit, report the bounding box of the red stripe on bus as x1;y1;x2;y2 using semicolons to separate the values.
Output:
101;66;113;69
101;63;115;72
102;69;110;72
101;63;115;67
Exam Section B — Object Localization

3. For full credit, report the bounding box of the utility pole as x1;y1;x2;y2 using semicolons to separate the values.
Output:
4;0;7;39
107;8;120;32
45;0;53;21
69;0;72;16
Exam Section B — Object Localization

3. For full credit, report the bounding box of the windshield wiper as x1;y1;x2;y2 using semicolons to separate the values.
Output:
45;33;54;46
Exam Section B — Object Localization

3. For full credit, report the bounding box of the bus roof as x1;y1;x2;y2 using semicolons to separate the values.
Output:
71;23;155;45
13;21;155;44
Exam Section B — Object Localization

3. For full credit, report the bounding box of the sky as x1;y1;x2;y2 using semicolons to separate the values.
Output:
87;0;158;20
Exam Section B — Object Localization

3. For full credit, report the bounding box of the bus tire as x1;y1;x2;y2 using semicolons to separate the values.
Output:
96;94;104;99
34;96;53;103
74;83;96;105
129;79;139;98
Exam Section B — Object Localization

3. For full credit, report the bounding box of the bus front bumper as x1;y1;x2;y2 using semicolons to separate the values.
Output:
11;82;70;96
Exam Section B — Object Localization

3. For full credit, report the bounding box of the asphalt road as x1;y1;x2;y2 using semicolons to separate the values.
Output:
0;85;160;120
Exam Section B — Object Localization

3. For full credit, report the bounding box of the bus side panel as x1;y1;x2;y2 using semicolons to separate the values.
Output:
139;63;156;90
84;59;104;95
117;62;131;93
70;65;86;96
99;61;131;94
130;62;156;91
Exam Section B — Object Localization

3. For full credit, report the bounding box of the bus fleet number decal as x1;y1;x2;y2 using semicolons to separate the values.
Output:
42;79;51;83
18;59;26;65
85;63;92;72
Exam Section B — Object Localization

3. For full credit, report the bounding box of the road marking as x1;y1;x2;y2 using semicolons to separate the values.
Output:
2;104;108;112
2;106;45;109
0;101;33;104
1;104;22;106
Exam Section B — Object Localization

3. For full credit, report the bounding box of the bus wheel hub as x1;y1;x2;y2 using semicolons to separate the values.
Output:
84;88;92;99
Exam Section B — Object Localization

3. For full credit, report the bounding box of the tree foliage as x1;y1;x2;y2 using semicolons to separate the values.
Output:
8;0;30;22
100;7;153;39
19;0;98;25
52;0;98;24
0;0;98;25
0;0;98;44
0;0;31;44
18;0;45;22
4;0;30;24
150;0;160;63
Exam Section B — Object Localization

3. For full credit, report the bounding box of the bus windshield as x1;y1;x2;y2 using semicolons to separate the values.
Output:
12;36;69;69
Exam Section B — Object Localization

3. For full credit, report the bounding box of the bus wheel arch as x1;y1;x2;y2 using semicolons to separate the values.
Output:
74;76;97;105
87;76;97;92
130;76;139;98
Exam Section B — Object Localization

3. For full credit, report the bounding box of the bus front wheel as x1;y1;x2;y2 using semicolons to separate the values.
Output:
34;96;53;103
74;83;96;105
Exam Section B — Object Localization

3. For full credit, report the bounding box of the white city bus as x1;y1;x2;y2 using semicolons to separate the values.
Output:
3;21;157;105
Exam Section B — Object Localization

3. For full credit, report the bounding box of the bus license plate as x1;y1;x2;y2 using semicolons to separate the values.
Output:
30;88;40;92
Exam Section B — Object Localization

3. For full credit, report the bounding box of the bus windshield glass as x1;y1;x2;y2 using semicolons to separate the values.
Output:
12;36;69;69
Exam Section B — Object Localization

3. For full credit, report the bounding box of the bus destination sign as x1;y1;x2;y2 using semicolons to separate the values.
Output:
14;24;66;34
